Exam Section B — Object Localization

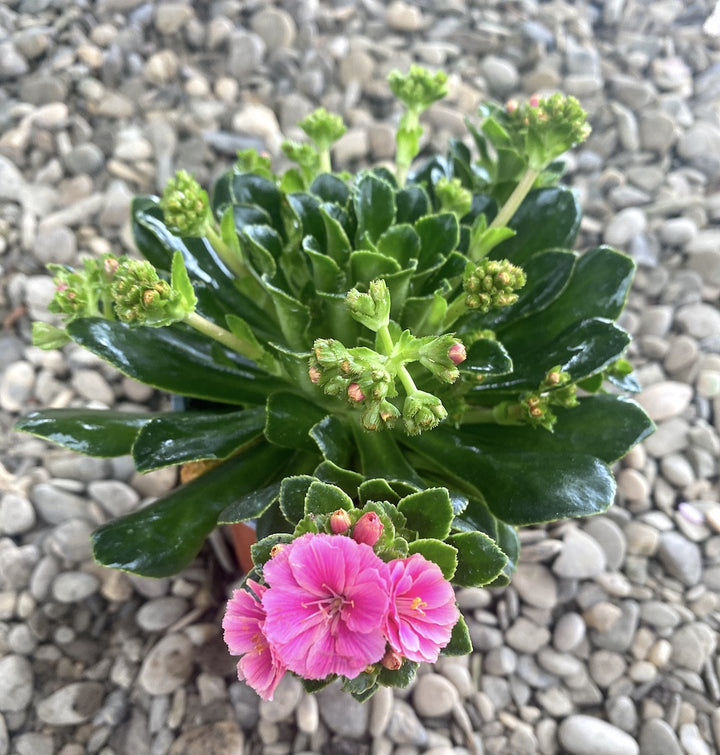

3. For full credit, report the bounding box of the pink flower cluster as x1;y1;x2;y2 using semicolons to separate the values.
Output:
222;531;459;700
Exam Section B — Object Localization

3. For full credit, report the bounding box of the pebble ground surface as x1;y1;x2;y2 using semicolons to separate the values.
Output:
1;1;720;753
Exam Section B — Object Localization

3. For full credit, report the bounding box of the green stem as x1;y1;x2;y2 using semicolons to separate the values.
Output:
396;364;420;399
462;403;523;425
318;150;332;175
488;167;540;231
442;292;468;331
376;324;395;356
395;110;420;188
205;224;246;280
184;311;267;365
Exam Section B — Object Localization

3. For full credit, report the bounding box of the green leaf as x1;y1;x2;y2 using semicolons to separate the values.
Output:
67;318;284;406
442;615;472;656
398;488;454;540
132;407;266;472
358;479;400;506
396;185;429;224
460;339;512;376
352;425;424;486
91;443;289;577
408;538;457;580
489;520;520;587
494;187;581;265
251;532;294;569
265;392;326;452
377;659;419;688
218;481;281;524
225;314;270;368
170;250;197;310
446;531;508;587
400;292;448;336
14;409;155;457
32;322;71;349
227;173;286;238
309;415;352;466
354;172;396;245
406;427;618;526
310;173;350;205
261;275;311;351
301;676;336;694
377;224;421;267
313;461;364;497
279;475;315;525
302;236;346;293
304;480;354;516
349;250;401;287
414;213;460;271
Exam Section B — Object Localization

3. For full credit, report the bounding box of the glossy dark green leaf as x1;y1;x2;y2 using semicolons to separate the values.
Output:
240;226;281;277
493;187;581;266
378;659;419;689
460;339;512;376
377;224;421;268
358;479;400;506
488;520;520;587
232;203;271;228
265;392;326;452
400;292;447;336
91;443;289;577
303;237;346;293
279;475;315;525
300;676;336;694
395;185;429;224
343;671;378;700
287;192;325;247
14;409;156;457
463;395;653;464
414;213;460;271
228;173;286;238
218;481;281;524
309;415;352;467
442;615;472;656
446;531;508;587
132;407;266;472
67;318;284;406
313;461;364;498
261;276;310;351
354;172;396;245
255;499;294;541
305;480;354;516
408;538;457;580
250;532;294;569
315;291;363;343
310;173;350;205
319;205;351;267
349;250;401;287
398;488;454;540
352;426;424;486
406;427;617;526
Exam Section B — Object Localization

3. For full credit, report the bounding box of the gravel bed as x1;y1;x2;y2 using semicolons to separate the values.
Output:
1;1;720;753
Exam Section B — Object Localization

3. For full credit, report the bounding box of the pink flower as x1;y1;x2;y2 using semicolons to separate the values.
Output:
352;511;383;546
383;554;459;664
222;580;287;701
261;533;390;679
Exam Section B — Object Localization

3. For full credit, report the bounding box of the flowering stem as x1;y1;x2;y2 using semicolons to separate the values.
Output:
397;363;420;399
488;167;540;231
376;324;395;357
462;404;523;425
184;311;268;366
205;224;246;279
318;150;332;175
442;293;468;330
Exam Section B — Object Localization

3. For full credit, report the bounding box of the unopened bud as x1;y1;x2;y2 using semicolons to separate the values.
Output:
448;342;466;365
352;511;383;547
308;366;321;384
329;509;351;535
381;648;403;670
348;382;365;402
529;95;540;107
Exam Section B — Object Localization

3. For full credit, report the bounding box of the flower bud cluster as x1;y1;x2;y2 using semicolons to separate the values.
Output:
388;65;448;113
111;259;187;326
346;279;391;332
159;170;212;237
417;333;465;383
520;368;578;431
464;259;526;313
403;391;448;436
434;176;472;219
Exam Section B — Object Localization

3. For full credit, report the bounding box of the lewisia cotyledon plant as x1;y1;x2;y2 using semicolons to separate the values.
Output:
16;66;654;699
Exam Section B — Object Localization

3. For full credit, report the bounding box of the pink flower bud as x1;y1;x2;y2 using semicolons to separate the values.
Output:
329;509;351;535
529;95;540;108
381;648;403;670
506;99;518;113
308;366;321;384
347;382;365;402
352;511;383;547
448;342;466;365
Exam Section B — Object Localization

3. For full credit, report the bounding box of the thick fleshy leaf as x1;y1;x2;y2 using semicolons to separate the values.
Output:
398;488;454;540
218;481;282;524
407;538;457;580
279;475;315;525
442;615;472;656
460;339;512;376
313;461;364;498
354;172;396;245
261;276;310;351
250;532;294;569
352;426;424;486
67;318;284;406
226;172;286;238
489;521;520;587
91;443;289;577
358;478;400;506
462;395;653;465
349;250;401;287
414;213;460;271
446;531;508;587
395;185;429;224
493;187;581;265
132;407;266;472
309;415;352;466
14;409;155;457
378;659;419;689
377;224;421;268
406;428;617;526
304;480;354;516
265;392;326;452
303;236;346;293
310;173;350;205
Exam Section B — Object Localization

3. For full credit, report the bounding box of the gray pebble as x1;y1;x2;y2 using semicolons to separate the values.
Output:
559;714;639;755
657;531;703;586
0;654;33;712
637;381;693;422
670;622;717;673
317;681;368;738
385;698;428;746
88;479;139;517
640;718;683;755
51;571;100;602
167;721;244;754
296;693;318;734
226;31;265;80
0;361;34;413
136;596;188;632
512;562;558;609
678;122;720;179
591;600;639;652
0;42;29;79
603;208;647;247
369;684;394;737
30;483;90;525
14;732;53;755
36;681;105;725
643;418;689;457
139;633;194;695
552;528;607;579
553;612;586;652
412;673;458;718
0;542;39;590
0;493;35;535
481;56;519;96
32;225;77;266
48;518;94;562
71;369;115;406
63;143;105;176
584;517;627;571
251;7;297;49
589;649;626;687
607;695;637;733
505;617;551;654
154;2;194;35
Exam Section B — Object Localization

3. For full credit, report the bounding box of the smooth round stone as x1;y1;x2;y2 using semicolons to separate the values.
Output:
484;646;518;676
603;208;647;246
584;518;626;571
552;529;607;579
32;225;77;265
670;622;717;673
0;361;34;412
136;596;188;632
657;532;702;586
36;681;104;725
317;681;368;738
139;633;194;695
553;612;586;652
624;521;659;555
559;715;639;755
14;732;53;755
675;303;720;340
637;381;693;422
51;572;99;603
296;693;318;734
659;217;698;247
512;562;558;609
589;650;626;687
481;55;519;96
386;699;428;746
640;718;682;755
167;721;244;755
63;143;105;175
0;493;36;535
369;684;393;737
385;0;425;32
250;7;297;48
70;369;115;406
88;480;139;517
607;695;637;733
617;468;650;502
0;654;33;711
48;519;94;562
679;724;712;755
505;617;550;654
412;673;458;718
660;454;695;487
